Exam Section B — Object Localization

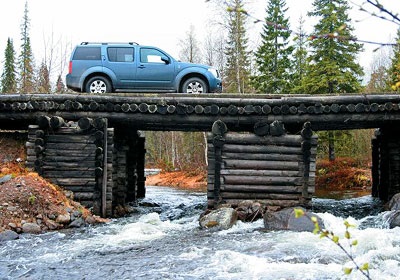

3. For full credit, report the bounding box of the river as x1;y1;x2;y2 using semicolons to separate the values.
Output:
1;186;400;280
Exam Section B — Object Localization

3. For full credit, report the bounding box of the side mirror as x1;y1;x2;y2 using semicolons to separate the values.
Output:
161;56;170;64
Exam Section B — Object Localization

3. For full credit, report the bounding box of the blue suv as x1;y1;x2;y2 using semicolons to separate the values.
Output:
66;42;222;94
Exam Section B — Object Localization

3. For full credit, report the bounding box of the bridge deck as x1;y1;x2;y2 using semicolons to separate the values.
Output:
1;93;400;132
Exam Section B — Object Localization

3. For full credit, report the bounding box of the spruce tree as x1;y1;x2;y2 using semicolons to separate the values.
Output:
252;0;293;94
37;61;51;93
291;16;308;93
304;0;364;94
18;1;35;93
306;0;364;161
1;38;17;93
387;28;400;92
224;0;252;93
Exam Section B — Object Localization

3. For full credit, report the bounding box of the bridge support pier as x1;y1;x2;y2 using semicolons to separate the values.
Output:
372;127;400;201
207;121;317;210
26;116;146;217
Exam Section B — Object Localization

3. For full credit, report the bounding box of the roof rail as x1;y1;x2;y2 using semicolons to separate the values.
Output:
80;42;139;45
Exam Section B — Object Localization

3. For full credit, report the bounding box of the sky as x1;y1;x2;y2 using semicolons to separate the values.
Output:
0;0;399;83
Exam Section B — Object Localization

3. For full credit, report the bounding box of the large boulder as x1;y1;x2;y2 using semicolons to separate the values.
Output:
263;207;324;232
22;222;41;234
199;207;238;230
0;230;19;242
388;193;400;211
386;210;400;228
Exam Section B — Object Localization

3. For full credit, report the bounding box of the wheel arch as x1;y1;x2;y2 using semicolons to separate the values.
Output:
178;73;209;93
82;73;114;92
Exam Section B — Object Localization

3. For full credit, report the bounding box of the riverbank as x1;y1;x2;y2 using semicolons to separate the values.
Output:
0;132;108;236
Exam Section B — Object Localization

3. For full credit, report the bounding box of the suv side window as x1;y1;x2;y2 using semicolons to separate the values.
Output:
73;47;101;60
140;48;166;63
107;47;135;62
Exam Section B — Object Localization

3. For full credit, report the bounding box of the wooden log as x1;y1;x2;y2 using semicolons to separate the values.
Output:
217;143;305;155
221;152;303;162
43;170;96;177
37;115;50;129
224;159;300;170
35;145;45;154
157;104;168;114
78;117;93;130
35;138;45;146
73;192;95;200
167;105;176;113
72;101;83;110
204;105;211;114
139;103;148;113
218;192;302;200
35;130;45;138
269;120;285;136
129;103;138;112
221;184;302;194
176;103;187;114
105;102;114;112
50;116;65;129
218;169;301;177
211;120;227;136
121;103;130;112
148;104;157;113
93;118;106;129
216;133;305;146
253;121;269;136
222;175;302;186
113;104;121;112
186;105;195;114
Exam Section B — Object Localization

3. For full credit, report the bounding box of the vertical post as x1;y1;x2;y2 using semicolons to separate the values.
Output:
301;122;314;204
371;131;380;197
101;118;108;218
211;120;227;207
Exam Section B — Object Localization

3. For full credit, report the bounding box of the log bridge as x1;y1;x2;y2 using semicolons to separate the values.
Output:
1;93;400;217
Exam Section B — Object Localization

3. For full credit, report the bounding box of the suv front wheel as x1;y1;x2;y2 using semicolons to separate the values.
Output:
182;77;208;94
85;76;112;93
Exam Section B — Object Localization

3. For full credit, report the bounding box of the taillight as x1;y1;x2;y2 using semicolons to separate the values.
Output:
68;61;72;74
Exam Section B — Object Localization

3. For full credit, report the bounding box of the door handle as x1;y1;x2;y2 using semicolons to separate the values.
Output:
138;65;145;69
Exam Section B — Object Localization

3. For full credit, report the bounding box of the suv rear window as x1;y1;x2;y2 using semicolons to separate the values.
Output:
73;47;101;60
107;47;135;62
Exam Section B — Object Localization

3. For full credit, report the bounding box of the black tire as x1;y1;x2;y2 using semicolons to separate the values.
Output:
85;76;112;93
182;77;208;94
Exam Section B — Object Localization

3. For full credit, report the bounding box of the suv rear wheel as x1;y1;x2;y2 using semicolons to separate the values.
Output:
182;77;208;94
85;76;112;93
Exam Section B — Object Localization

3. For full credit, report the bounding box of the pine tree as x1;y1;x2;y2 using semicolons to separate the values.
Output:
18;1;36;93
304;0;364;95
305;0;364;161
224;0;252;93
0;38;17;93
252;0;293;94
387;28;400;92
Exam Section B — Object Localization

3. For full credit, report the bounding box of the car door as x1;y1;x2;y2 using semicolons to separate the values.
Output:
103;47;137;89
134;47;175;91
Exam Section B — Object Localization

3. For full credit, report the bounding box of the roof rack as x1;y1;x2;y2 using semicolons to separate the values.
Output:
80;42;139;45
